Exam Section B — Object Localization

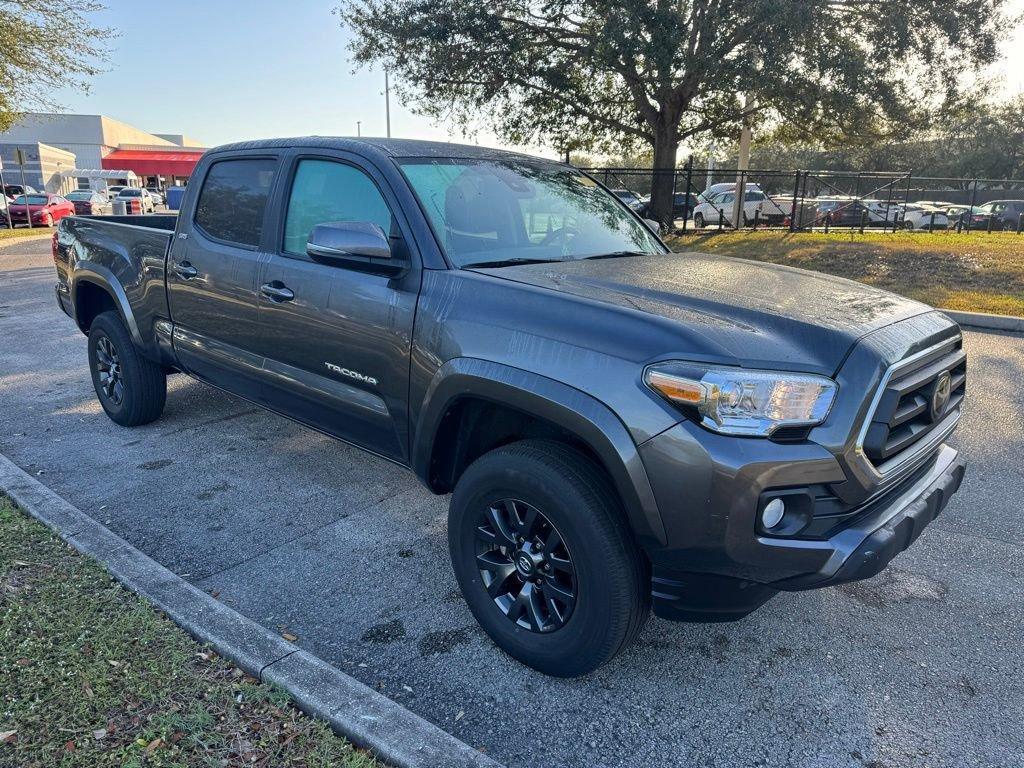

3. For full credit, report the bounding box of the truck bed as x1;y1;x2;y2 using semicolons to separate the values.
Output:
76;213;179;231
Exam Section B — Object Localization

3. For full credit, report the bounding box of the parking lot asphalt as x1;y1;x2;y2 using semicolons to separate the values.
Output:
2;238;1022;768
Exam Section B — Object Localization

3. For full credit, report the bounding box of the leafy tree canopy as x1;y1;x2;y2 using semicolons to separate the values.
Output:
715;96;1024;180
338;0;1008;222
0;1;113;133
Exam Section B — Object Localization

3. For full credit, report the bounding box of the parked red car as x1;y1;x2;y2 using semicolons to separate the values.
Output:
8;193;75;227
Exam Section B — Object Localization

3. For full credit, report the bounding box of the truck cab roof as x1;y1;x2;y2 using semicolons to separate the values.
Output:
207;136;561;165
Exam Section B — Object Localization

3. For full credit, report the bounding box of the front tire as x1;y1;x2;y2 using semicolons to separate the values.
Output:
694;212;705;228
88;311;167;426
449;440;649;677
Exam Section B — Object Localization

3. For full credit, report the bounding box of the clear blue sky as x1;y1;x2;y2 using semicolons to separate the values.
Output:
51;0;531;153
51;0;1023;155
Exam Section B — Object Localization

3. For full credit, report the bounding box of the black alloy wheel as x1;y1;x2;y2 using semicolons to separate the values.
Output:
87;310;167;426
449;440;650;677
94;335;125;405
475;498;577;633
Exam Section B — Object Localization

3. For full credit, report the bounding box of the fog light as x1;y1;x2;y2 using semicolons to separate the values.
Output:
761;498;785;529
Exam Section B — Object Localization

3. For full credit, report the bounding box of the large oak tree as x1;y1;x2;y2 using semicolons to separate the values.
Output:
339;0;1007;223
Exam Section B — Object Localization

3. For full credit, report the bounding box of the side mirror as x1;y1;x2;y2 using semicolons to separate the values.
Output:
644;218;663;234
307;221;403;274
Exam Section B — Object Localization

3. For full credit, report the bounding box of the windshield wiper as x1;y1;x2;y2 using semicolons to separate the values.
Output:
463;257;565;269
582;250;654;260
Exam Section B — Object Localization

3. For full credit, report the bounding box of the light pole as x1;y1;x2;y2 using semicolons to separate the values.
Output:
384;69;391;138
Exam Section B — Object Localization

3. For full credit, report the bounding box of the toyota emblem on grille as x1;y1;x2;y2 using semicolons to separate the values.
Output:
930;371;952;421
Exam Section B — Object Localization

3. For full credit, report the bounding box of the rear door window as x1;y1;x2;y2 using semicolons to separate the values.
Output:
194;158;278;247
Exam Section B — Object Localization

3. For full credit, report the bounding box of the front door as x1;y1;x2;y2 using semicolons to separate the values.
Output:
255;153;420;461
167;155;280;399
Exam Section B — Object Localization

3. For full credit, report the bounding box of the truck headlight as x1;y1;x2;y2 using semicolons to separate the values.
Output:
644;364;837;437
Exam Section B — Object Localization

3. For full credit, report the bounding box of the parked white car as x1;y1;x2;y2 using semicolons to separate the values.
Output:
693;187;788;227
116;187;156;213
900;204;949;230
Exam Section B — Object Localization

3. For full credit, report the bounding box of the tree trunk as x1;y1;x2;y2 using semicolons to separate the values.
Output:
649;126;679;227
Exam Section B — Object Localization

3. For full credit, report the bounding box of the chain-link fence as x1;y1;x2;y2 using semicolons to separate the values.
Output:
576;165;1024;234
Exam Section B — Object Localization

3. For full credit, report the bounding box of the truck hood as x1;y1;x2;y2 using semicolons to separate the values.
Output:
471;252;932;374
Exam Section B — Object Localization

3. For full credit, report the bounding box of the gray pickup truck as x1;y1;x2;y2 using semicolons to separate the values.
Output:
53;138;966;677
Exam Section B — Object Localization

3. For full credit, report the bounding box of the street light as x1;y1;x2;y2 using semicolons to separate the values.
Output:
384;69;391;138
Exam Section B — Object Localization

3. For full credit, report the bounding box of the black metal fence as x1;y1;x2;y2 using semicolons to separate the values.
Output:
576;164;1024;234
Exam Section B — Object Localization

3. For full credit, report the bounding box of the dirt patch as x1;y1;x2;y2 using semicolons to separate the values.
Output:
837;568;948;608
417;627;473;657
361;619;407;645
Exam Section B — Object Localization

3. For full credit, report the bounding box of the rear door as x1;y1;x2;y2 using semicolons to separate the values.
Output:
167;153;281;399
254;151;421;461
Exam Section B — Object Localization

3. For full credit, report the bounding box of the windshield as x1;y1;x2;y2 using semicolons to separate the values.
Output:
398;158;665;268
119;189;141;197
67;191;92;200
13;195;47;205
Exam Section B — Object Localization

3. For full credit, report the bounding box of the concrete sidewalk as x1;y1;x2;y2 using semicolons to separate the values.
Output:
2;238;1023;768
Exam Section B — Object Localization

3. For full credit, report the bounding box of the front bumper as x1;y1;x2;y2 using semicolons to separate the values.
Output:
639;418;965;620
768;443;964;590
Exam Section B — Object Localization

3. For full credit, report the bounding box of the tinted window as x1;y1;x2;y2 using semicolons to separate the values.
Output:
283;159;392;255
195;158;277;247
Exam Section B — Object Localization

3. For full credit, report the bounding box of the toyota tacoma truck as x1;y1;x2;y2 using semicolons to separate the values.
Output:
52;138;967;677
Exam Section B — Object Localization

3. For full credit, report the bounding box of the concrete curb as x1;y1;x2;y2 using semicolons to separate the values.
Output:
0;452;503;768
943;309;1024;333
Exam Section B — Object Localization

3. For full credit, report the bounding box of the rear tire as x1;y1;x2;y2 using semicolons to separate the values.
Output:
449;439;649;677
88;311;166;426
694;212;705;228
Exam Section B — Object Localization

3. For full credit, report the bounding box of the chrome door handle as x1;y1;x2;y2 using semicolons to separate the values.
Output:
173;261;198;280
260;282;295;302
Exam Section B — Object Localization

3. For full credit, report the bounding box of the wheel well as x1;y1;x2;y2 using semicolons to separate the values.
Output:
427;397;609;495
74;281;118;334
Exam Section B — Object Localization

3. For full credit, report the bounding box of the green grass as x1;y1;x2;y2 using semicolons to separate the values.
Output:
0;228;51;241
0;497;380;768
667;230;1024;317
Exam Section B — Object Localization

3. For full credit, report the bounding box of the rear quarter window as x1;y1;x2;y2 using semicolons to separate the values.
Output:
194;158;277;247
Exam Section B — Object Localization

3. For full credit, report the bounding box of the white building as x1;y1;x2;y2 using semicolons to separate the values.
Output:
0;114;205;192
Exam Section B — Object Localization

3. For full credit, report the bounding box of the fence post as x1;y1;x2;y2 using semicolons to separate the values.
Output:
718;208;725;230
956;212;965;233
987;212;994;233
824;212;831;234
860;210;867;234
682;158;693;233
928;211;935;233
789;170;801;232
1018;212;1023;234
753;209;759;229
967;180;978;235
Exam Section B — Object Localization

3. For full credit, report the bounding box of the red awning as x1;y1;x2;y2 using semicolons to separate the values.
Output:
101;148;205;177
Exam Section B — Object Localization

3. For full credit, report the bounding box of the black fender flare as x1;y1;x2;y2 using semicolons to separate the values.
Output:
412;357;668;549
70;264;145;347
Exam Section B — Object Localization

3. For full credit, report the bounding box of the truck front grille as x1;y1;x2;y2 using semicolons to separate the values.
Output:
861;337;965;471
